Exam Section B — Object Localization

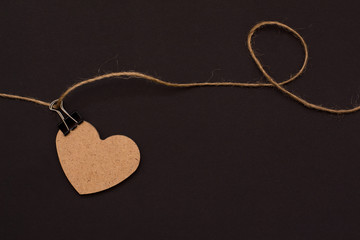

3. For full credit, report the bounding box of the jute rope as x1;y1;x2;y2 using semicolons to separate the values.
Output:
0;21;357;114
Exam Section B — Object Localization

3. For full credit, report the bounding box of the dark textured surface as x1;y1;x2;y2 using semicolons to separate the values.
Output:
1;1;360;239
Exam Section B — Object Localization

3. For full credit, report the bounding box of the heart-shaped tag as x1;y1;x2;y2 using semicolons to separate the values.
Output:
55;121;140;194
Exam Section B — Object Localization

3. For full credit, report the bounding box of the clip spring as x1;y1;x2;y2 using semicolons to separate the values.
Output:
49;100;83;136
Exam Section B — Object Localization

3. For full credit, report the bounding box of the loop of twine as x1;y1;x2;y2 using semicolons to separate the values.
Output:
0;21;358;114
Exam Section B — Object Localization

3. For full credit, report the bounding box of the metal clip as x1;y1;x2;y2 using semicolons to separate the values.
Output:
49;100;83;136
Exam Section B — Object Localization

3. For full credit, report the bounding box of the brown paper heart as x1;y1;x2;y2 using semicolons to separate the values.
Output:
55;121;140;194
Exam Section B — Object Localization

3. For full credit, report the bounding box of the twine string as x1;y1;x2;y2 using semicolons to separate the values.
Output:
0;21;358;114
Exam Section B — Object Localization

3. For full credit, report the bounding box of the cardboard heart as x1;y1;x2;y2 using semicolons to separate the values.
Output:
56;121;140;194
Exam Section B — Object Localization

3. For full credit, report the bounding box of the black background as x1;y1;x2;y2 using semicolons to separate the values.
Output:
1;1;360;239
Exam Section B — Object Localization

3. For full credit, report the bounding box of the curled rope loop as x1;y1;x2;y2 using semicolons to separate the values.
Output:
1;21;358;114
